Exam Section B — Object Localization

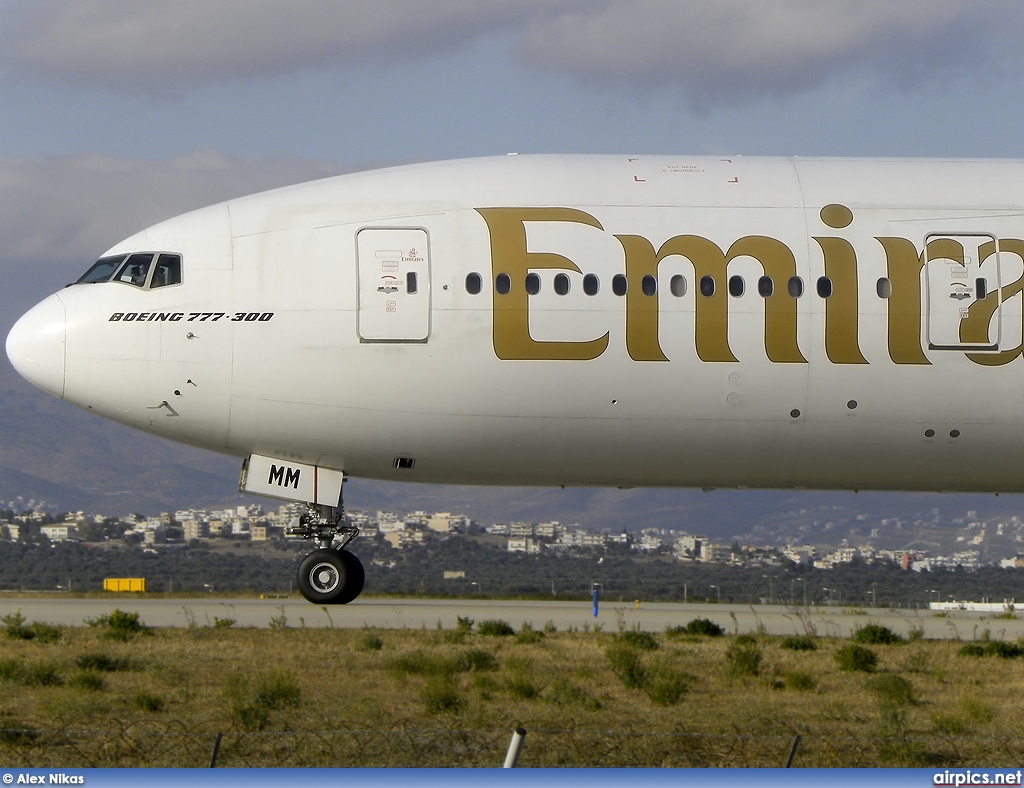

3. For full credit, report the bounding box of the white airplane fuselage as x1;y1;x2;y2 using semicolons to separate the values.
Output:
9;155;1024;494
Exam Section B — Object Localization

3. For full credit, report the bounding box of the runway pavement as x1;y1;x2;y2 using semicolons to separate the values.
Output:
0;595;1016;639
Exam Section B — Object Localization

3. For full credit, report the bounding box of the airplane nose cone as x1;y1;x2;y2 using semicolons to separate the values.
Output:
6;294;66;398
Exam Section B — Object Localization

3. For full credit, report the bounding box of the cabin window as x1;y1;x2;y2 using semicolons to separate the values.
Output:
699;275;715;297
788;276;804;298
466;272;482;294
525;273;541;295
405;271;418;294
151;254;182;288
670;275;686;297
554;273;570;295
76;255;126;284
729;275;745;297
876;277;891;298
641;275;657;296
816;276;833;298
976;278;988;300
583;273;599;295
496;273;511;294
115;253;155;288
612;274;627;296
758;276;773;298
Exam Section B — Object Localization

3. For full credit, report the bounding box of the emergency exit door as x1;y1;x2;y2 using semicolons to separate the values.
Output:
356;228;430;342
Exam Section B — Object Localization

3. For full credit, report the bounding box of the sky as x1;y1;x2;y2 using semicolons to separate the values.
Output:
4;0;1024;516
4;0;1024;288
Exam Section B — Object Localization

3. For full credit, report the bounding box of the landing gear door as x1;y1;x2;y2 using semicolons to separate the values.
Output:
357;228;430;342
925;233;1002;351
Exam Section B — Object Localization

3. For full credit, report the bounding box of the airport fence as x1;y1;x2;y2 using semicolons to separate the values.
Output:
1;723;1023;767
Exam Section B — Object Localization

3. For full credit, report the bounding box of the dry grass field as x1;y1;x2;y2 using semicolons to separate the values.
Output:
0;609;1022;767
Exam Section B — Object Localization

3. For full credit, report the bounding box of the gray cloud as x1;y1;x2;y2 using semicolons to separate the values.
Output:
0;0;535;93
1;1;1021;108
515;1;1024;108
0;152;355;273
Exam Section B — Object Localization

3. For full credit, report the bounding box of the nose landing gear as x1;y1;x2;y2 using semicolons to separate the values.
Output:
287;503;364;604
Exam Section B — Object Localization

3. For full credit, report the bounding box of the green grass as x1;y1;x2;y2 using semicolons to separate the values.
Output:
0;619;1018;766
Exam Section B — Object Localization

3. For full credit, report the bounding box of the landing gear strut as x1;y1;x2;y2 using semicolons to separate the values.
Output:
288;502;364;604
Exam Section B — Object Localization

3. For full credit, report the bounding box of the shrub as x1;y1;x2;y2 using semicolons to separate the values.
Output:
21;661;63;687
605;643;647;689
505;676;541;700
1;611;30;640
232;703;270;731
0;725;39;745
75;653;133;672
516;624;545;645
268;612;288;629
959;641;1023;658
852;624;904;645
359;633;384;651
254;672;301;710
933;713;972;736
681;618;726;637
390;651;461;677
1;613;60;643
213;617;236;629
962;697;995;723
86;609;151;641
455;616;474;632
617;631;659;651
421;678;464;714
783;671;817;691
458;649;498;672
780;635;818;651
69;671;105;692
30;623;62;644
835;644;878;672
478;620;515;637
0;659;23;682
472;674;499;699
866;674;916;707
644;666;690;706
133;692;165;712
896;649;928;675
225;671;301;730
546;679;601;710
954;638;1019;654
726;639;762;677
985;640;1022;658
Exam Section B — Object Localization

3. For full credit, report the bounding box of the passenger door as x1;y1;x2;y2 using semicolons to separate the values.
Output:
356;227;430;342
925;233;1008;351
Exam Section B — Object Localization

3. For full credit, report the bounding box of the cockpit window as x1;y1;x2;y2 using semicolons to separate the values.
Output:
76;255;126;284
151;254;182;288
114;253;155;288
74;252;183;289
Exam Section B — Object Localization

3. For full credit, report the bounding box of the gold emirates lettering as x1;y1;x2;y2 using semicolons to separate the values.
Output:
475;206;1024;367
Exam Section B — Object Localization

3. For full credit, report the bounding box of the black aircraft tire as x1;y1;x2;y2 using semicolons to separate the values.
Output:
297;549;349;604
334;551;365;605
